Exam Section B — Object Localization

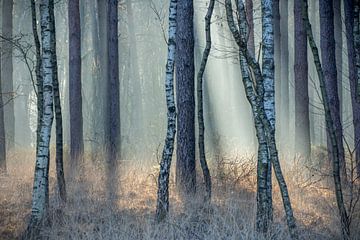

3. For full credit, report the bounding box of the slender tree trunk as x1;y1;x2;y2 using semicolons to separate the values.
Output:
302;1;350;238
0;50;5;172
49;2;66;203
261;0;274;224
27;0;55;234
274;0;281;142
1;0;14;150
175;0;196;197
319;0;346;177
334;0;342;120
345;0;360;178
106;0;120;201
156;0;177;222
69;0;84;164
294;0;310;159
197;0;214;203
226;1;298;238
280;0;289;150
354;1;360;100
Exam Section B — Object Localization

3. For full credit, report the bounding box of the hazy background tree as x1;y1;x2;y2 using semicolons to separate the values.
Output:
0;49;5;172
1;0;14;150
69;0;84;163
294;0;310;159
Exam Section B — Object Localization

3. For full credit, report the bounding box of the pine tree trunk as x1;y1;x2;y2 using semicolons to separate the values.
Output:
106;0;120;201
355;1;360;100
294;0;310;159
344;0;360;178
280;0;289;151
175;0;196;197
197;0;214;203
1;0;14;150
302;1;350;238
69;0;84;164
333;0;342;121
0;50;6;172
28;0;55;234
319;0;346;177
156;0;177;222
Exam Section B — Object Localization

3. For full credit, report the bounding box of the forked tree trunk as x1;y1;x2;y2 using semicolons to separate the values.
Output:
225;1;298;238
302;1;350;238
156;0;177;222
197;0;215;203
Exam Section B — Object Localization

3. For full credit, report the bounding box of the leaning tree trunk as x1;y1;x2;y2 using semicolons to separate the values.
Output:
319;0;346;177
294;0;310;159
355;1;360;100
1;0;14;150
226;1;298;238
302;1;350;239
69;0;84;165
0;50;6;172
344;0;360;178
197;0;214;203
156;0;177;222
49;2;66;203
260;0;274;225
27;0;55;235
175;0;196;197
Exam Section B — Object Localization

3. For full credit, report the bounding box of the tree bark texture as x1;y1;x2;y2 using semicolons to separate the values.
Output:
197;0;215;203
175;0;196;197
156;0;177;222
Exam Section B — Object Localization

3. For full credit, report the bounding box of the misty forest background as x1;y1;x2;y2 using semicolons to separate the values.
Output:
0;0;360;239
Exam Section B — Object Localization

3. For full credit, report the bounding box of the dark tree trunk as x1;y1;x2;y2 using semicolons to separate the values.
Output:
302;1;350;238
106;0;120;201
197;0;215;203
274;0;281;142
50;0;66;203
246;0;255;56
294;0;310;158
0;50;6;172
344;0;360;177
319;0;346;176
333;0;342;120
1;0;14;150
175;0;196;197
280;0;289;150
69;0;84;163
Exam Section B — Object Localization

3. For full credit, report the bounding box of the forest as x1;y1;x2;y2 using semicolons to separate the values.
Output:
0;0;360;239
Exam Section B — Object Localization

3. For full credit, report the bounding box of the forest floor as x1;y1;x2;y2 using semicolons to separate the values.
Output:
0;149;359;240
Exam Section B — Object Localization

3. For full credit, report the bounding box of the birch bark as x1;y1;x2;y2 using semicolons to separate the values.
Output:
156;0;177;222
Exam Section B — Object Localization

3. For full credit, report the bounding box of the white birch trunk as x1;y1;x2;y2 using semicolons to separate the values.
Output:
156;0;177;222
29;0;54;229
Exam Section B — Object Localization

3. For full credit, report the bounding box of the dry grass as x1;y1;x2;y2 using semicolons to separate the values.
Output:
0;149;359;239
